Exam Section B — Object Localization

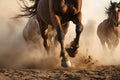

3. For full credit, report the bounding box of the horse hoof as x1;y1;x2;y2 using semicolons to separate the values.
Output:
61;59;71;68
66;47;78;57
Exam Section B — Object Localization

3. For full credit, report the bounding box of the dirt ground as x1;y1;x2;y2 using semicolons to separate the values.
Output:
0;65;120;80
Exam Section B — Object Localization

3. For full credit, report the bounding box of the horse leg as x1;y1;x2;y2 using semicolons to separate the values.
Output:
57;24;71;67
66;13;83;57
62;22;70;39
41;27;50;51
107;41;114;53
57;23;71;67
38;19;50;52
54;22;69;46
100;39;107;51
51;15;71;67
113;39;119;50
110;38;119;52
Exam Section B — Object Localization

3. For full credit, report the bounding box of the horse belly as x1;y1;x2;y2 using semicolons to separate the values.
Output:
37;0;52;25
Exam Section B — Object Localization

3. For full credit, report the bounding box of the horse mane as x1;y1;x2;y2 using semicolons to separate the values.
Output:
16;0;39;18
105;2;117;17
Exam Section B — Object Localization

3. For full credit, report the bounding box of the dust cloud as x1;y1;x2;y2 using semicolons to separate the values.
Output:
0;0;120;69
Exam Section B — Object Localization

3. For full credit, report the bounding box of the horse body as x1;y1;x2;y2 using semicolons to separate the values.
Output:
36;0;83;67
97;1;120;51
19;0;83;67
97;19;119;50
37;0;52;25
37;0;82;25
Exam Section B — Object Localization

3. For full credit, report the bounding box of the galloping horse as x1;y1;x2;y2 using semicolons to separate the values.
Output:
19;0;83;67
97;1;120;51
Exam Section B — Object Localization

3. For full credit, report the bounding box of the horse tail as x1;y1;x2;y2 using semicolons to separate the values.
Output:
16;0;40;18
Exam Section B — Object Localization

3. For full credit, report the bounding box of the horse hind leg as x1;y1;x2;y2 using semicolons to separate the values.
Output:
42;28;51;52
38;20;50;52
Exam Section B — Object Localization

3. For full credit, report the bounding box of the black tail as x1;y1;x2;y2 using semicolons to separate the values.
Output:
16;0;39;18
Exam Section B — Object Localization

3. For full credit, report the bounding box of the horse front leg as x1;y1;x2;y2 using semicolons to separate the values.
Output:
66;13;83;57
56;24;71;67
51;15;71;67
54;22;69;47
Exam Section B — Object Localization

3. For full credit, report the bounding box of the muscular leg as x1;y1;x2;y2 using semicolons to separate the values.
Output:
49;0;71;67
38;18;50;51
54;22;70;46
62;22;70;39
51;14;71;67
66;13;83;57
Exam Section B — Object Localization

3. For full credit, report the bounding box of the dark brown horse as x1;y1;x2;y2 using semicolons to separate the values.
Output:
19;0;83;67
97;1;120;52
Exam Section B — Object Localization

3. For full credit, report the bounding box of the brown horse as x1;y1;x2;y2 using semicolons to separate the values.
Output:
19;0;83;67
97;1;120;51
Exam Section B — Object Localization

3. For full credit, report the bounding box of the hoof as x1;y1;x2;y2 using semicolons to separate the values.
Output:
66;47;78;57
61;58;71;68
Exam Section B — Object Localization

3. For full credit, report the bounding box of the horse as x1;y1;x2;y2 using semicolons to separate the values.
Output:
18;0;83;67
97;1;120;52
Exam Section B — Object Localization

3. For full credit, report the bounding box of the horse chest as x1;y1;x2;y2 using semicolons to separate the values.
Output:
53;0;79;16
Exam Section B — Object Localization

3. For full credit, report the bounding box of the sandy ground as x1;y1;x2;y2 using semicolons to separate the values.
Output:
0;65;120;80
